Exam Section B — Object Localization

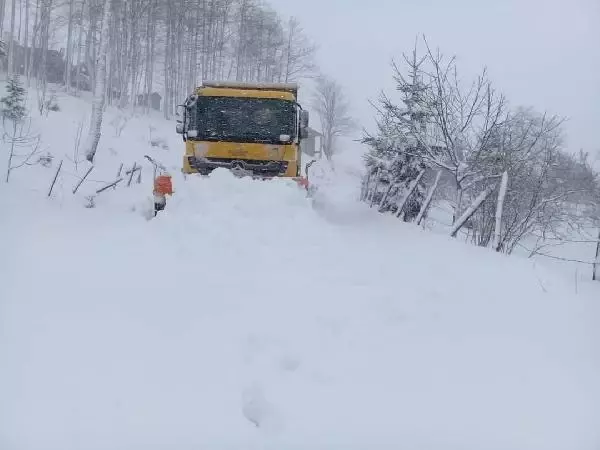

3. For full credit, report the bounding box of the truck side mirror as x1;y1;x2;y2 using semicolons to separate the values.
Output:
175;104;186;134
300;110;309;129
299;110;309;139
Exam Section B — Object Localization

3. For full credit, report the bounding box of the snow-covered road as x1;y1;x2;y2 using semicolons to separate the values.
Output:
1;167;599;450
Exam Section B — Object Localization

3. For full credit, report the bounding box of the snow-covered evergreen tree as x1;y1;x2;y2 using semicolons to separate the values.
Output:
1;74;40;183
361;48;430;221
362;111;427;221
1;74;27;124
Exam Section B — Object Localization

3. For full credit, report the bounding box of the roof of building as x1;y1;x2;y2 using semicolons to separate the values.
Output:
306;126;322;138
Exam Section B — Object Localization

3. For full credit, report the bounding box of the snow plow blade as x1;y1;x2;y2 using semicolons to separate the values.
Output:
293;176;309;190
227;167;309;191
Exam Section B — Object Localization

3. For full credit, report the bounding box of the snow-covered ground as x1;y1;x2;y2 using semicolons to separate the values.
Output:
1;84;600;450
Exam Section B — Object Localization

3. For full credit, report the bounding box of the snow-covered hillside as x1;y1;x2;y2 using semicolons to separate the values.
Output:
1;85;600;450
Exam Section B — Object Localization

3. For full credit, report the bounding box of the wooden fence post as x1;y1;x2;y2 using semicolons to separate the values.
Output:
48;159;63;197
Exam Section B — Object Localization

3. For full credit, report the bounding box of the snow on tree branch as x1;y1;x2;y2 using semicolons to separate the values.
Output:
361;35;600;258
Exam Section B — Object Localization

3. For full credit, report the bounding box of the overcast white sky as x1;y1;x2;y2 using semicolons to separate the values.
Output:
270;0;600;156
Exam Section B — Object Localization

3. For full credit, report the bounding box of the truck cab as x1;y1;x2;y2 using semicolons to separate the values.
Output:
176;81;310;178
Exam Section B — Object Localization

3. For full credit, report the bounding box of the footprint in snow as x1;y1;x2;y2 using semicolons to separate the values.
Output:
278;353;301;372
241;383;283;432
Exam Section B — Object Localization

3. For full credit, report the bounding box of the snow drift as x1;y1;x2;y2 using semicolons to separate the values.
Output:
1;164;600;450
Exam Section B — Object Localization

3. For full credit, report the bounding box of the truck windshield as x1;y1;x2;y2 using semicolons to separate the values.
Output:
191;96;297;144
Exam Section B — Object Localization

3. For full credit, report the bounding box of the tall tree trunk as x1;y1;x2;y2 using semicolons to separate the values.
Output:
17;0;22;46
143;0;152;113
189;0;199;90
27;0;40;86
235;0;244;80
0;0;6;39
24;0;30;77
75;0;86;92
145;0;156;113
7;0;17;74
37;0;52;113
65;0;75;89
129;0;138;108
163;7;171;119
493;171;509;251
84;11;95;90
83;0;111;163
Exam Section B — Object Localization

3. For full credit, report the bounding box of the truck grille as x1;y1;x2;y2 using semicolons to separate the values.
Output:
188;157;288;177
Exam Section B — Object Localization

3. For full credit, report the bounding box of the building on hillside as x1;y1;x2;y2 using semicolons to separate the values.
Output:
70;63;92;91
137;92;162;111
301;126;323;158
1;33;65;84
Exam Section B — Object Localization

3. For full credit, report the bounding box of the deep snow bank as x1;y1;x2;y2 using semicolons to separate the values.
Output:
1;167;600;450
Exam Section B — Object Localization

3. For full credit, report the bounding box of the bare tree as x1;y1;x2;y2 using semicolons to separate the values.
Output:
377;36;507;225
465;108;600;253
281;16;317;82
310;74;356;161
364;35;600;255
33;0;318;115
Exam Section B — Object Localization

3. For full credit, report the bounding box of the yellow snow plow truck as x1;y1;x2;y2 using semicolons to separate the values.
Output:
176;81;310;182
